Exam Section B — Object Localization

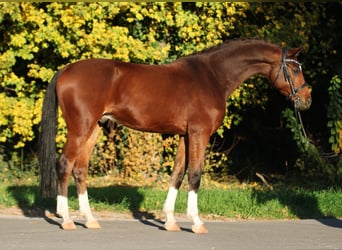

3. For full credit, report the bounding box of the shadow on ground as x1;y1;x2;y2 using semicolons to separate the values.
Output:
251;187;342;228
6;185;342;229
6;185;166;230
252;188;323;218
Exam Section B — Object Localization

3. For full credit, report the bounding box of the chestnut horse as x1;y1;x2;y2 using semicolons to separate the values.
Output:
39;39;311;233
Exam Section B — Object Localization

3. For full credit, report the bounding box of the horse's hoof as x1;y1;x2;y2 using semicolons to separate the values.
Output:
61;221;76;230
192;224;208;234
85;220;101;229
164;222;181;232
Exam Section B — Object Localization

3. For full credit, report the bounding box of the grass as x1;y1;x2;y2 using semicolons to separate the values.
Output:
0;173;341;220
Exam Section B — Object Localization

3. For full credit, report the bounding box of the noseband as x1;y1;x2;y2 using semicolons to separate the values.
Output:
280;47;309;100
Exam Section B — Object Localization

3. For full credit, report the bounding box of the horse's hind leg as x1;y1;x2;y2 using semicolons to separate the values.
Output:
57;126;101;230
73;126;101;229
164;135;187;232
57;141;78;230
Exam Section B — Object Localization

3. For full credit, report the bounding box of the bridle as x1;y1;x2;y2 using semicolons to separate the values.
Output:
280;47;309;100
276;47;309;138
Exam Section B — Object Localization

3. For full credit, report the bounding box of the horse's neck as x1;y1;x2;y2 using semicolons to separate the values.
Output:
208;43;280;98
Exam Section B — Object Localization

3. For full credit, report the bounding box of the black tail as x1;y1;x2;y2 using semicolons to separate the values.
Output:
38;71;61;198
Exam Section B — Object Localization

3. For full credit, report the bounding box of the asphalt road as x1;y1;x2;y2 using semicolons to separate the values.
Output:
0;215;341;250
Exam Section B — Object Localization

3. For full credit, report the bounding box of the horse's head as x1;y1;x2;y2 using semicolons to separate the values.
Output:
271;47;312;111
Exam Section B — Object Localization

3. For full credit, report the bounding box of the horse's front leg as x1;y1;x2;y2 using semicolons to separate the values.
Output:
164;135;187;232
186;132;210;234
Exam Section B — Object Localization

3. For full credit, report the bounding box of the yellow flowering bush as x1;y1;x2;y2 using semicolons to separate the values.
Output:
0;2;249;176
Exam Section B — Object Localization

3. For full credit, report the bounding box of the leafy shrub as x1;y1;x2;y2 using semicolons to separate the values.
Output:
282;101;342;184
327;75;342;154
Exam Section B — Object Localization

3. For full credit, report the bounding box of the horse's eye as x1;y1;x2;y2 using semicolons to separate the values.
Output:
292;68;300;75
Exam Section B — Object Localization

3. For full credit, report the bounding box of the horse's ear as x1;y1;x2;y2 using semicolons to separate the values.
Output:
288;47;304;58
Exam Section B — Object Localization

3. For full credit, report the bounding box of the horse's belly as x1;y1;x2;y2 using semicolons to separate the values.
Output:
106;107;188;135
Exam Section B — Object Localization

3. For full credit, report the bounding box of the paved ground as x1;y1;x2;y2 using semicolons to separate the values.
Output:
0;215;341;250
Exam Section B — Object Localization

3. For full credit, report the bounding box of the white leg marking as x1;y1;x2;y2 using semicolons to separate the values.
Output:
187;190;203;226
57;195;72;223
79;191;96;222
163;187;178;225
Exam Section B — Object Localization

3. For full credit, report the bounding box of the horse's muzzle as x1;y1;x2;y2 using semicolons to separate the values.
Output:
294;96;312;111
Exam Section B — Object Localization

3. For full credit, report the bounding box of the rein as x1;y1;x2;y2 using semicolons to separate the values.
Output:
281;47;308;138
